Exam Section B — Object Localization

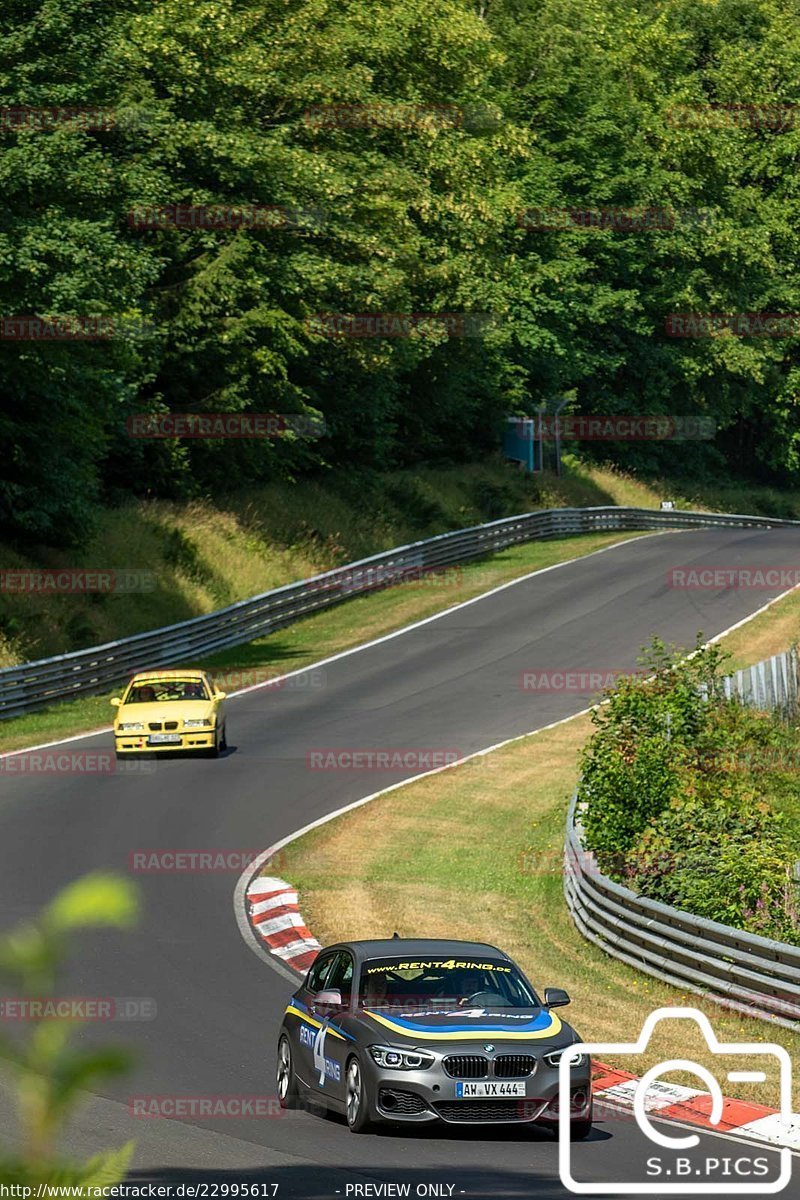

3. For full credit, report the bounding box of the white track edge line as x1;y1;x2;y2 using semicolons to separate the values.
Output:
3;523;792;761
1;531;666;760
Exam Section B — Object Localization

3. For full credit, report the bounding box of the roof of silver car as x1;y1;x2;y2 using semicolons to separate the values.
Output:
333;938;509;961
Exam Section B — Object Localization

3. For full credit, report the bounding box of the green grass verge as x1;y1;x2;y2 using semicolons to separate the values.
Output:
5;452;800;671
0;530;648;754
1;458;664;668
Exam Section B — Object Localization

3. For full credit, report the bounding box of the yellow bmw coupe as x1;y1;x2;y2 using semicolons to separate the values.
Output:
112;669;228;758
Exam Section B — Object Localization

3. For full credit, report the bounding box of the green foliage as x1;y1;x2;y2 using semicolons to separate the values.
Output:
0;874;138;1184
628;780;798;943
4;0;800;544
578;637;730;866
578;638;800;944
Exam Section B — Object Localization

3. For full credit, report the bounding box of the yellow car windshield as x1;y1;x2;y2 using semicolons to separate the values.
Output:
125;680;209;703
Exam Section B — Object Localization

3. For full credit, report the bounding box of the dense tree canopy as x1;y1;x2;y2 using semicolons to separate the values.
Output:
2;0;800;542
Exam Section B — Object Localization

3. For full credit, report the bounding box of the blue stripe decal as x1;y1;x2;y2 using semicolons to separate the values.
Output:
368;1010;553;1034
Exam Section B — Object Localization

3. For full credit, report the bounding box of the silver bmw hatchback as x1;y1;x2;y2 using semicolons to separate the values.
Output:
276;937;593;1136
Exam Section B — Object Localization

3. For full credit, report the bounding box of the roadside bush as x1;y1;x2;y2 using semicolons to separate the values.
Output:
626;777;798;945
577;638;729;870
577;637;800;945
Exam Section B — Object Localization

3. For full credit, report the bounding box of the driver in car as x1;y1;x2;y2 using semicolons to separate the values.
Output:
456;969;497;1006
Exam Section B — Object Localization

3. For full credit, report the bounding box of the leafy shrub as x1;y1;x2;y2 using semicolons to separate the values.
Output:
626;777;798;945
577;637;800;945
578;637;729;870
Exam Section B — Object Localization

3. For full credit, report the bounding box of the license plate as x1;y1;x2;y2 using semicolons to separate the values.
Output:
148;733;181;744
455;1081;526;1098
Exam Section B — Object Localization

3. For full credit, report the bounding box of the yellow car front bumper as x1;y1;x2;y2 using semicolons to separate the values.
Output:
114;731;216;753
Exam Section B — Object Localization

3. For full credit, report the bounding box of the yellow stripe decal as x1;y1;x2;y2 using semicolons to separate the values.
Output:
284;1004;346;1040
364;1010;562;1041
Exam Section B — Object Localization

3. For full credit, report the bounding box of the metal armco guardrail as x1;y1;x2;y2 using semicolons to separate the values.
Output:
2;504;798;721
565;646;800;1029
718;645;800;712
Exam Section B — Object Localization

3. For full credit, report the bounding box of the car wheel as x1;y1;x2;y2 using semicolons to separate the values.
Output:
345;1056;372;1133
219;724;228;752
276;1036;298;1108
208;730;221;759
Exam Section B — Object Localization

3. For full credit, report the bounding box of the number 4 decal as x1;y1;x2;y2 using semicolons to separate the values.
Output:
313;1021;328;1086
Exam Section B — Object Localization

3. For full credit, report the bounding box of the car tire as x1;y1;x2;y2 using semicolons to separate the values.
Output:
276;1035;299;1108
345;1056;373;1133
220;725;228;752
208;730;221;759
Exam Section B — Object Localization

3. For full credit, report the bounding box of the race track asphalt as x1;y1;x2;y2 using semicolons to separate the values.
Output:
1;526;797;1198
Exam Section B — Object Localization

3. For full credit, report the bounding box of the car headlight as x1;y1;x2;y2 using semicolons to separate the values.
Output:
368;1045;435;1070
183;719;213;728
117;722;145;732
543;1048;587;1069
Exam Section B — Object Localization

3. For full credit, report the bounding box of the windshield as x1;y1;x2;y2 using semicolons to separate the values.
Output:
358;955;539;1010
125;679;209;704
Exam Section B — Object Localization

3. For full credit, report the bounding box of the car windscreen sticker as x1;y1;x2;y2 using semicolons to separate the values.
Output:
364;959;513;974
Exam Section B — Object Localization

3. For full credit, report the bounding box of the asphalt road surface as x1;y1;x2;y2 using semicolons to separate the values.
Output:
1;527;797;1198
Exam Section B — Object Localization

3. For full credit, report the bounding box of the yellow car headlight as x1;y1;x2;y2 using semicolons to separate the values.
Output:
183;719;213;728
118;722;145;732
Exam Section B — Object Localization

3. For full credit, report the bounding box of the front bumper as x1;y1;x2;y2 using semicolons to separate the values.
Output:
361;1047;592;1126
114;730;216;753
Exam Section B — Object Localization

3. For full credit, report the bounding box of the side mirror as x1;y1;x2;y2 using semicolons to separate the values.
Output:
544;987;571;1008
214;691;227;701
110;698;122;708
313;988;342;1011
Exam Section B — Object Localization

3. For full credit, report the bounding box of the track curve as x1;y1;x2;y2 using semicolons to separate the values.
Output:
1;527;797;1197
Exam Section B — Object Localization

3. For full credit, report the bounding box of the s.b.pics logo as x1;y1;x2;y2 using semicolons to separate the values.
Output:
558;1008;793;1195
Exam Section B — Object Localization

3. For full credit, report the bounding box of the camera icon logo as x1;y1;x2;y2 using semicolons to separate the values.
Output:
558;1007;793;1195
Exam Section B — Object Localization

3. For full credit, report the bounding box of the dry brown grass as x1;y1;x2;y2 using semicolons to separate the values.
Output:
716;585;800;670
